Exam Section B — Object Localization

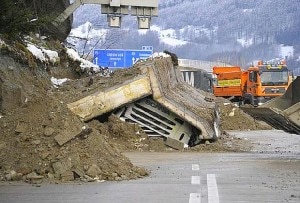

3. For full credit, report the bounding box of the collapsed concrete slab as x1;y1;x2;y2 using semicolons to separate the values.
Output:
242;77;300;134
67;75;152;121
67;56;221;148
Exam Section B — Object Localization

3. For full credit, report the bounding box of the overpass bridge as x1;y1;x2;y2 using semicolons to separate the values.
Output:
176;59;231;93
178;59;232;72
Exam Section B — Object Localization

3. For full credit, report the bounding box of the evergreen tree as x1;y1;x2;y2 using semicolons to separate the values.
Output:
0;0;49;39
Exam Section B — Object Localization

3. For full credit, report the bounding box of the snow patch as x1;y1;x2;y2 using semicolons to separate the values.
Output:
159;37;188;46
26;44;59;64
26;41;102;74
279;45;293;59
139;25;188;47
155;26;188;46
0;38;5;47
66;48;101;73
27;44;46;61
68;21;107;40
43;49;59;64
237;38;253;48
150;25;161;32
243;9;253;13
151;52;170;58
51;77;69;88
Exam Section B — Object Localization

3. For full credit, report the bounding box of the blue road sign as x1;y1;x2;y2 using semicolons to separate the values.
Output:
93;49;153;68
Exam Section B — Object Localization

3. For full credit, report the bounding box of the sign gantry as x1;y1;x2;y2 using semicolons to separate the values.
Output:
53;0;159;29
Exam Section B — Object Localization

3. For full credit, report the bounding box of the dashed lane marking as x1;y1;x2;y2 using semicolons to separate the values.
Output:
207;174;219;203
189;193;201;203
192;164;200;171
191;176;201;185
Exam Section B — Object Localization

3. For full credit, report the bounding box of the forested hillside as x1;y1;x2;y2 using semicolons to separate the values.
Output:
156;0;300;45
71;0;300;68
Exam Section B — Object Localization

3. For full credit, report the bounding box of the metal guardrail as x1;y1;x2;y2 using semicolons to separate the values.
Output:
178;59;232;72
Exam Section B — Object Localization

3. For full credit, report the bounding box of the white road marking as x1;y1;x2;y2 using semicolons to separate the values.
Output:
207;174;219;203
191;176;201;185
189;193;201;203
192;164;200;171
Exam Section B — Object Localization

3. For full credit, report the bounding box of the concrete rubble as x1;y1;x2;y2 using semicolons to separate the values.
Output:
67;57;221;149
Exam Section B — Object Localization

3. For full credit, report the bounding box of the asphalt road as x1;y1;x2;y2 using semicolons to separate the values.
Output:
0;130;299;203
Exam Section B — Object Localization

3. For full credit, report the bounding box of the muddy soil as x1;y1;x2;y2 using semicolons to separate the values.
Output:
0;37;270;184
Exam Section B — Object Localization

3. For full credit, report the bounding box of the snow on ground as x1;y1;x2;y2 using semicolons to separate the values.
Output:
26;44;46;61
26;43;59;64
139;25;188;47
159;37;188;46
243;9;253;13
25;36;102;73
0;38;5;46
151;52;170;58
51;77;69;88
179;25;217;41
69;22;191;48
68;21;107;40
66;48;101;73
237;37;253;48
279;44;294;59
25;40;103;87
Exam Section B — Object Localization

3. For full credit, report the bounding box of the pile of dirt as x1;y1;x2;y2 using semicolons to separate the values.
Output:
0;37;269;184
0;39;147;184
217;101;272;131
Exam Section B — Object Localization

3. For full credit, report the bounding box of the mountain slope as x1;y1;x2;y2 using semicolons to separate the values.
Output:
70;0;300;67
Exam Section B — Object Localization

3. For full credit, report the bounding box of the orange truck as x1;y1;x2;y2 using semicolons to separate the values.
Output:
213;60;293;106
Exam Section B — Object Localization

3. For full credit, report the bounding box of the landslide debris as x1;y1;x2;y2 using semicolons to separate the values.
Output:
217;101;272;131
0;36;270;184
0;38;147;184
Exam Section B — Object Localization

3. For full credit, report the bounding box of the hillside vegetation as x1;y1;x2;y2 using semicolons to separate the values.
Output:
158;0;300;45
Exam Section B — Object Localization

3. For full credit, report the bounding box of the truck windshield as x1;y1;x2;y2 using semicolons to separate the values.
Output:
260;70;289;85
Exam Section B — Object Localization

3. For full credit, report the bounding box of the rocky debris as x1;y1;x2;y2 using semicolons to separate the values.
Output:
0;37;271;184
26;172;44;184
4;170;23;181
217;101;272;131
54;124;83;146
44;127;55;137
0;38;149;184
86;164;101;178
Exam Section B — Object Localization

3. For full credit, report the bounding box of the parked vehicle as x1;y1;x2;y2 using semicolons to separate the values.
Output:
213;60;293;106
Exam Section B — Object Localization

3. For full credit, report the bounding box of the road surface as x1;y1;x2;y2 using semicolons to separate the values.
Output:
0;130;299;203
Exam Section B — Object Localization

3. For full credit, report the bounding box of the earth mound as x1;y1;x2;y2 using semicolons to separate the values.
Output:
0;37;270;184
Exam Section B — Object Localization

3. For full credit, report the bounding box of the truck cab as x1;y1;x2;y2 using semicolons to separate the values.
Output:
243;60;292;106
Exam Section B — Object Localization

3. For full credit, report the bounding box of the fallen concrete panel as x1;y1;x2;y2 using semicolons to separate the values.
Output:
67;57;220;145
242;77;300;134
165;137;185;150
68;75;152;121
145;59;219;140
115;97;199;146
284;102;300;125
